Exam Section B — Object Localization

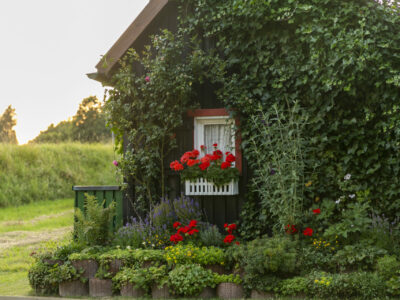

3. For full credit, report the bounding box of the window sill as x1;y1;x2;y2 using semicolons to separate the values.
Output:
185;179;239;196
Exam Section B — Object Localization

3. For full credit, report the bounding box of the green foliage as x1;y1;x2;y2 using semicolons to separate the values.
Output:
130;249;165;264
31;96;111;143
74;194;115;246
48;261;84;283
148;265;169;288
164;244;225;266
247;101;309;230
28;261;58;295
105;29;222;211
168;264;215;296
0;143;118;207
199;225;224;247
213;273;242;284
113;267;151;291
178;0;400;231
376;255;400;281
279;276;308;296
68;246;105;261
0;105;18;144
51;242;85;261
243;235;299;275
308;271;386;299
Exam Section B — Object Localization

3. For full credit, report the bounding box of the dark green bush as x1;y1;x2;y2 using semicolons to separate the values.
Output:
28;261;58;295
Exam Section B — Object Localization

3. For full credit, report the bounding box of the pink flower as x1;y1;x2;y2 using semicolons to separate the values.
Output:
145;76;150;82
113;160;118;166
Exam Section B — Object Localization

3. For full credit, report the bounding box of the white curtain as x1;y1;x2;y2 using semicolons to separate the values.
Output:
204;124;232;156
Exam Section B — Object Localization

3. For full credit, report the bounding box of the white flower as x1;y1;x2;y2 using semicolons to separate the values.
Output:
142;242;146;245
349;194;355;199
335;199;341;204
126;246;131;250
152;244;155;248
344;174;351;180
351;224;354;227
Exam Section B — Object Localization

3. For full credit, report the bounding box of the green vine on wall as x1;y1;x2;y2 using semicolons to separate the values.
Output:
105;30;223;213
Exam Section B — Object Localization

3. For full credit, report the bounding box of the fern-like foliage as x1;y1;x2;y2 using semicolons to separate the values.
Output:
74;194;115;246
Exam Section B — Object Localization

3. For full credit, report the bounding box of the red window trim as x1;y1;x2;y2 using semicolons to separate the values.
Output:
187;108;242;174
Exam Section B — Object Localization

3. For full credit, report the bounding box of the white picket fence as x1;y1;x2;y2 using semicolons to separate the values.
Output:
185;178;239;196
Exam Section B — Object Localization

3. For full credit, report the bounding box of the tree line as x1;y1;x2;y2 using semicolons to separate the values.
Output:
0;96;111;144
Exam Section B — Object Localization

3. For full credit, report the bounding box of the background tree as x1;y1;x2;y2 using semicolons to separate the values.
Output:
31;96;111;143
0;105;18;144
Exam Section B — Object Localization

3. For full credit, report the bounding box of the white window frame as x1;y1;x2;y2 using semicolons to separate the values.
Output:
193;116;236;156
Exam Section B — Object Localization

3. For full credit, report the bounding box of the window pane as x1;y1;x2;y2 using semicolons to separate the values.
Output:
204;124;232;155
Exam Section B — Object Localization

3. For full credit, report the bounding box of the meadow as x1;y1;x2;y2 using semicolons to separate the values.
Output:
0;143;119;207
0;198;73;295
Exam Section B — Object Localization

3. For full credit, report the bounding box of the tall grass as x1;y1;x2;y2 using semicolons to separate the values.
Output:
0;143;119;207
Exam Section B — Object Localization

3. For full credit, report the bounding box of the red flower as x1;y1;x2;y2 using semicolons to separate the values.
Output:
187;159;200;167
200;145;206;151
213;143;218;147
188;229;199;235
226;154;236;163
224;234;236;243
180;152;191;163
201;156;211;163
235;241;240;245
224;223;228;228
285;224;298;234
303;227;313;236
170;161;184;171
313;208;321;215
229;224;237;231
178;226;190;234
173;221;181;229
199;161;210;170
189;220;197;228
221;162;231;169
192;149;200;157
170;233;183;243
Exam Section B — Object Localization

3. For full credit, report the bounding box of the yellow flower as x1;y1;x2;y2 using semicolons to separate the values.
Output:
314;279;319;283
305;181;312;187
326;281;330;286
315;196;320;202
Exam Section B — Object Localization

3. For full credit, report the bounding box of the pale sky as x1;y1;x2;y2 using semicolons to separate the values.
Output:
0;0;148;144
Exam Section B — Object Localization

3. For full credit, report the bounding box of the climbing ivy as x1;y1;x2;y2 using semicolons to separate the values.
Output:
178;0;400;225
105;31;223;214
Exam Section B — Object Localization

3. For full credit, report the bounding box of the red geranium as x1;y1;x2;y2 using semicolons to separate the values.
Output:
188;228;199;235
170;161;184;171
226;154;236;163
221;161;231;169
192;149;200;157
189;220;197;228
285;224;298;234
199;161;210;170
173;221;181;229
303;227;313;236
224;234;236;243
313;208;321;214
213;143;218;147
187;159;200;167
170;233;183;243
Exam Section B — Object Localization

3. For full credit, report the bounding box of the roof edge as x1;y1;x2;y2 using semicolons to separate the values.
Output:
95;0;170;77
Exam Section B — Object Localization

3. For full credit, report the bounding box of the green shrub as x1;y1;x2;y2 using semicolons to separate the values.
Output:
199;224;224;247
213;273;242;284
376;255;400;280
113;267;151;292
74;194;115;246
168;264;214;297
164;244;225;266
28;261;58;295
279;276;308;296
308;271;386;299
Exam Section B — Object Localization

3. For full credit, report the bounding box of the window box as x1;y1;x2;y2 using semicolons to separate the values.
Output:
185;178;239;196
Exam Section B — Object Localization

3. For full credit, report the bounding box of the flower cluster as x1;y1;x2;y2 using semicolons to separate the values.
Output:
285;224;298;235
314;276;332;286
312;237;338;251
170;220;199;244
164;244;197;265
223;223;239;245
170;145;236;172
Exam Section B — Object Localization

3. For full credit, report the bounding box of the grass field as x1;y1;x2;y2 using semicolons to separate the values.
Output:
0;143;119;207
0;198;73;296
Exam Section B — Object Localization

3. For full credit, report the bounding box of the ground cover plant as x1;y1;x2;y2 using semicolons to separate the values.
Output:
0;143;118;207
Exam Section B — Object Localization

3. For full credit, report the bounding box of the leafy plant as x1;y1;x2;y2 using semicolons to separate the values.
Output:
148;265;169;288
279;276;308;296
376;255;400;281
49;261;84;283
164;244;225;266
213;273;242;284
28;261;58;295
247;102;309;230
74;194;115;246
113;267;151;292
168;264;215;296
199;224;224;247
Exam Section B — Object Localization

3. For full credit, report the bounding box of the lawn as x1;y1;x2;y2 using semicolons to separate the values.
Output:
0;198;73;296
